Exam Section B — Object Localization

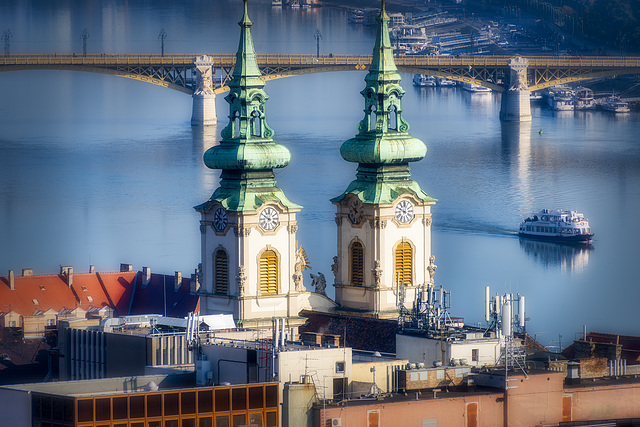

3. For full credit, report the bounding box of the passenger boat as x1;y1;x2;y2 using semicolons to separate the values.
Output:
413;74;436;87
519;209;594;244
600;96;630;113
436;76;456;87
547;86;574;111
573;87;596;110
462;82;491;93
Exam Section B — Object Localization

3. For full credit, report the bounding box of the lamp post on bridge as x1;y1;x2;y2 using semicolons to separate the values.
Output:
2;29;11;57
81;29;89;57
314;28;322;58
158;28;167;57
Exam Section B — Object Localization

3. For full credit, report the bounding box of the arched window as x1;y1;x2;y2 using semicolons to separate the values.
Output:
214;250;229;294
369;105;377;131
350;241;364;286
251;110;261;137
259;249;278;295
389;105;398;130
394;241;413;285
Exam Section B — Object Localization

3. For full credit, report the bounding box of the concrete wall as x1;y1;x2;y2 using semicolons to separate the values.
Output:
0;387;30;427
352;359;408;393
283;383;316;427
320;392;504;427
569;382;640;422
396;334;500;368
279;347;352;400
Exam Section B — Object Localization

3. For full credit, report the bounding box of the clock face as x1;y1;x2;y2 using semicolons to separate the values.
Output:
395;200;414;223
213;208;228;232
348;198;364;225
259;207;279;230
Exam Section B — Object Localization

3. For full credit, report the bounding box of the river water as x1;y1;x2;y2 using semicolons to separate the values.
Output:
1;0;639;348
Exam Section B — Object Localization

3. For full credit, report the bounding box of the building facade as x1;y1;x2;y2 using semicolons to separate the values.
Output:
331;1;436;317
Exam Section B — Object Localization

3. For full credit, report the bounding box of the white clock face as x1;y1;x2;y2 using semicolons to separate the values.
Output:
213;208;228;232
259;207;279;230
395;200;414;223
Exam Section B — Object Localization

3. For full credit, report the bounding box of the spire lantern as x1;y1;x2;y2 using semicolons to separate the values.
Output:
199;0;298;212
335;0;432;205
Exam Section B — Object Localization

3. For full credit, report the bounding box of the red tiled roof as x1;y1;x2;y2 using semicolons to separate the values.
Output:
128;273;199;318
0;270;199;321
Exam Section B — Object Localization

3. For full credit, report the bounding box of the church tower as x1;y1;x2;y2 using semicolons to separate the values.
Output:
331;0;436;318
196;0;303;326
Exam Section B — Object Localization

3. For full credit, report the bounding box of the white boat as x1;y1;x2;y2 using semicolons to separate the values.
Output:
436;76;456;87
573;87;596;110
290;0;300;8
462;82;491;93
519;209;593;245
600;96;630;113
271;0;282;5
413;74;436;87
530;92;543;101
547;87;574;111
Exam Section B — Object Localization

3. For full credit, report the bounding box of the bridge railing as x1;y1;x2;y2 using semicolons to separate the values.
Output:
1;53;639;69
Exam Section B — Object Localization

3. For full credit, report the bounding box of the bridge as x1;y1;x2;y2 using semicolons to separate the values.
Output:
2;53;639;123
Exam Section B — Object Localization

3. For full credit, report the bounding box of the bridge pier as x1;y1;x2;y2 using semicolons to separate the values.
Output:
191;55;217;126
500;57;531;122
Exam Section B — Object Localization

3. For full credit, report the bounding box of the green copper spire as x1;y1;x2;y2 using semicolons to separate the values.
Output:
334;0;434;205
198;0;299;212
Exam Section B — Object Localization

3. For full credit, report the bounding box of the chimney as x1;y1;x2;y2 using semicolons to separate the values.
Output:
60;266;73;287
89;265;95;273
190;264;201;294
22;268;33;276
142;266;151;287
8;270;14;290
120;263;133;272
174;271;182;291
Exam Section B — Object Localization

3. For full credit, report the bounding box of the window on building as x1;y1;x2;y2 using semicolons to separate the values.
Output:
369;105;377;131
40;285;46;291
389;105;398;130
336;361;345;373
394;241;413;285
259;250;278;295
350;241;364;286
32;298;39;305
214;250;229;295
472;349;479;362
86;296;93;303
251;110;261;137
8;320;16;327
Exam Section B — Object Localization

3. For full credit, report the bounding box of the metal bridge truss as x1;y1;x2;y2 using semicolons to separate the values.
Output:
1;54;639;95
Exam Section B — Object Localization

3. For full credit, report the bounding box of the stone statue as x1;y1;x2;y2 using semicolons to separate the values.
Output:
293;251;304;292
236;265;247;296
310;272;326;296
331;256;339;280
427;255;437;286
372;259;382;288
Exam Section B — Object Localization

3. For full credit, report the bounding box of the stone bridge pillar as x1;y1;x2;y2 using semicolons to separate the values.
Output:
500;57;531;122
191;55;216;126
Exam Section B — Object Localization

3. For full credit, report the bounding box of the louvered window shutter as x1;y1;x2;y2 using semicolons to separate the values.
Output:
395;242;413;285
350;242;364;286
259;250;278;295
214;251;229;294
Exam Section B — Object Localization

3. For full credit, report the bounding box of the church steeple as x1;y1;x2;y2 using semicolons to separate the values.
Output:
331;0;436;319
200;0;298;212
334;0;433;205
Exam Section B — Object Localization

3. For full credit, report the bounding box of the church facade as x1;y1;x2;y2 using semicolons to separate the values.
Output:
196;0;435;324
